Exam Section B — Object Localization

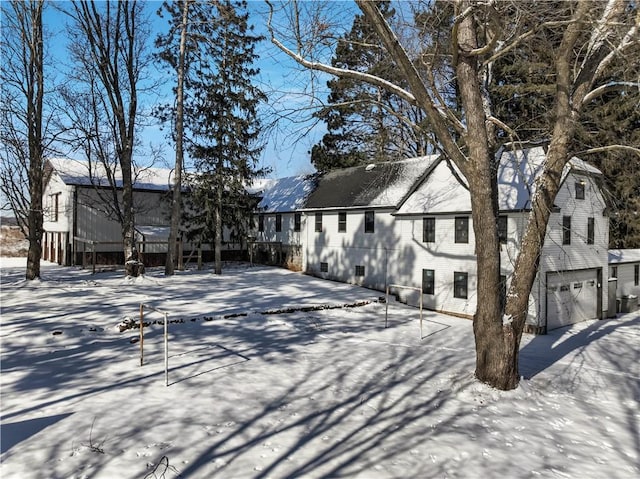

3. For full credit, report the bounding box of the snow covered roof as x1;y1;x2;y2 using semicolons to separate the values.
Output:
304;156;439;210
251;175;317;213
608;249;640;264
397;146;603;215
135;226;170;240
46;157;175;192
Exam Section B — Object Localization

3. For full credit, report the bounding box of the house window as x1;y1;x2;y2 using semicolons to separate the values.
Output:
294;212;301;232
275;213;282;233
423;217;435;243
498;216;507;244
454;272;468;299
562;216;571;245
315;212;323;232
338;212;347;232
422;269;434;295
258;214;265;232
320;262;328;273
635;265;639;286
611;266;617;278
364;210;375;233
575;181;585;200
355;265;365;277
587;217;594;245
455;217;469;243
50;193;60;222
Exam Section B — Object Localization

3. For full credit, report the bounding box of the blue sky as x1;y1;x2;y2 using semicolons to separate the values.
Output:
42;1;358;179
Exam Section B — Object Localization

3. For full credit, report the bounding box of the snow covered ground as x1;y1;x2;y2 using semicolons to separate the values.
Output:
1;258;638;479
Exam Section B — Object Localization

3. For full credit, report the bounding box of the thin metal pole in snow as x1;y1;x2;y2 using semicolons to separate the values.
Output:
139;303;144;366
420;290;423;339
139;303;170;387
164;312;169;387
385;284;389;328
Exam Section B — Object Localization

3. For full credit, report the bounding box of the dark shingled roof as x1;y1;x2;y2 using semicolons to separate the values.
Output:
304;156;438;209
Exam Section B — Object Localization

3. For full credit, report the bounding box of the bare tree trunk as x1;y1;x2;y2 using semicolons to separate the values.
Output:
68;0;145;277
165;0;189;276
454;3;518;389
25;0;45;281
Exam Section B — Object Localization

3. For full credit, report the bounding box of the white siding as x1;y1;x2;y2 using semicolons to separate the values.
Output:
304;209;397;291
611;262;640;298
537;171;609;325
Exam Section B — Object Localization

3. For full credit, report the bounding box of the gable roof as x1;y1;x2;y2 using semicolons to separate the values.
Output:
397;146;603;215
46;157;175;192
250;175;317;213
303;155;439;210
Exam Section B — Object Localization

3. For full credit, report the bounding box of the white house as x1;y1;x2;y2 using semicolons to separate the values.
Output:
299;155;439;289
289;145;609;333
391;146;609;333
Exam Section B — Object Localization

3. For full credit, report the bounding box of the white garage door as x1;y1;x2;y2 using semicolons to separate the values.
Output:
547;270;599;330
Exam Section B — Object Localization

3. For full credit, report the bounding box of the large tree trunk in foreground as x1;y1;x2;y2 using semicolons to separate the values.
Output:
25;0;45;281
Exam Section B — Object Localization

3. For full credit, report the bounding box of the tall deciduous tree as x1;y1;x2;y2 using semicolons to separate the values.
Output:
157;0;267;275
267;0;639;390
0;0;46;280
62;0;151;277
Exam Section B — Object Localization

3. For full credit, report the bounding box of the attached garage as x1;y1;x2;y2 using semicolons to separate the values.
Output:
546;269;602;331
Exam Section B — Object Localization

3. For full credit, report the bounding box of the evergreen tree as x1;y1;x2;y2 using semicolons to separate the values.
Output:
311;1;431;172
157;0;267;274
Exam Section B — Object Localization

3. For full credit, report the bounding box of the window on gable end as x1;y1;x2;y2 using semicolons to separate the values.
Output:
575;181;585;200
587;217;594;245
562;216;571;245
423;217;435;243
455;217;469;243
49;193;60;222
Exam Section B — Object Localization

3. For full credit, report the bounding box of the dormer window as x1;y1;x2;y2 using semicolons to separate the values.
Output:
575;181;585;200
